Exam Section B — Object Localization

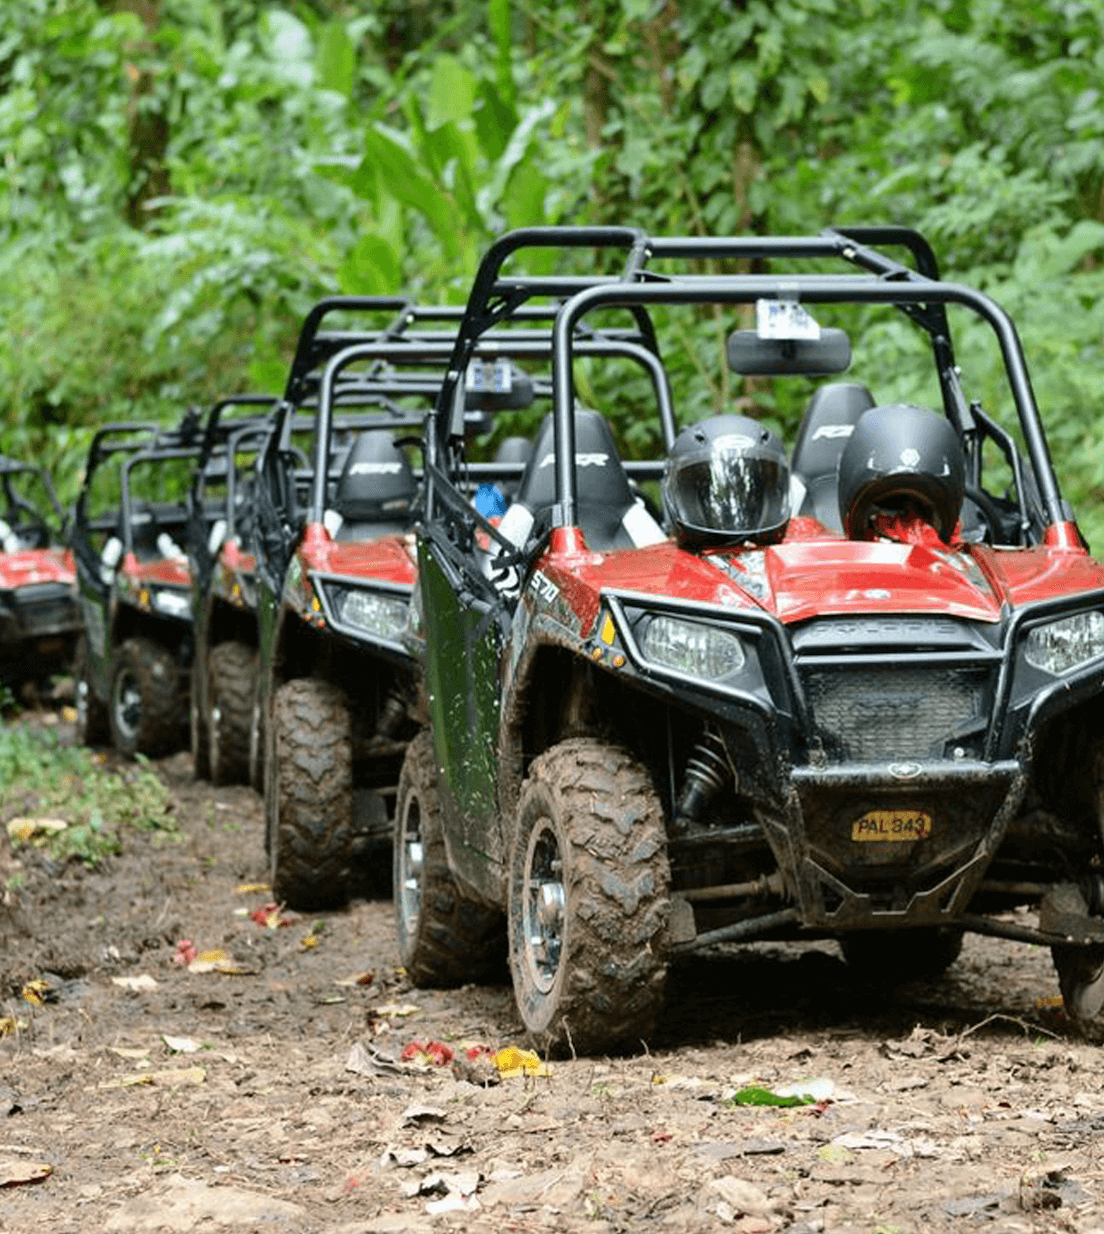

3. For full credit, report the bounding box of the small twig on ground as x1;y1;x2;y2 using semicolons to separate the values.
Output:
957;1012;1061;1042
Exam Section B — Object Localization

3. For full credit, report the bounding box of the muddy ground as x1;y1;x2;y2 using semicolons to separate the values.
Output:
2;709;1104;1234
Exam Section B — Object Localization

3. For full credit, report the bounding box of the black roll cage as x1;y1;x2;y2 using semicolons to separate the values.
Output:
423;226;1066;545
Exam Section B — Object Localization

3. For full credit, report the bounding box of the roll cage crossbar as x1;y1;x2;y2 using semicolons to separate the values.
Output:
307;334;678;528
425;226;1066;541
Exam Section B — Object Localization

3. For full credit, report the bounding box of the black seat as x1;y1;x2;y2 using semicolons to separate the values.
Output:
125;502;160;560
493;435;534;500
789;382;875;532
511;410;643;551
330;431;416;541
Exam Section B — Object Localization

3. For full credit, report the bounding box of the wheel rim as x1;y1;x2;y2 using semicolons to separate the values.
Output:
397;797;424;941
209;704;222;772
1066;949;1104;1021
520;818;565;995
113;670;142;741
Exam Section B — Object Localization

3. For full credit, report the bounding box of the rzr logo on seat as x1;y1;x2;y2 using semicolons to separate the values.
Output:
811;425;855;441
349;462;403;475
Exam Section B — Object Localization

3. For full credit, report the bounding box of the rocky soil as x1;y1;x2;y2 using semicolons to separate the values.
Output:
2;710;1103;1233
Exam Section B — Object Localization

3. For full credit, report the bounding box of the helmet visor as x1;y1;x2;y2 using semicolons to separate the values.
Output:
667;451;790;540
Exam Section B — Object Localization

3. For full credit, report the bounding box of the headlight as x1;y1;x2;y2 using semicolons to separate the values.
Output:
640;615;746;679
151;589;191;617
1024;611;1104;675
334;588;408;640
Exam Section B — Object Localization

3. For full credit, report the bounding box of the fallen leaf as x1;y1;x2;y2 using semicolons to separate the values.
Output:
375;1002;421;1018
493;1046;552;1079
727;1086;813;1108
346;1041;405;1078
21;980;52;1007
249;902;296;929
6;817;67;845
187;949;251;975
109;1047;150;1060
0;1158;51;1187
0;1017;27;1038
402;1040;455;1067
400;1104;447;1125
162;1035;201;1053
335;972;375;987
235;883;271;894
95;1066;206;1091
771;1077;837;1102
112;975;158;992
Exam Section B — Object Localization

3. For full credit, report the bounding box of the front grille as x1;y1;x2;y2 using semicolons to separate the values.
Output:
801;665;988;762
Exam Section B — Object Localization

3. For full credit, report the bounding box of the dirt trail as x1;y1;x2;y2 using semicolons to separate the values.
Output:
2;712;1103;1233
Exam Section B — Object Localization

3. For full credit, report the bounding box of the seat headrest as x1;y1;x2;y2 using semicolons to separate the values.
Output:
334;432;416;522
514;410;634;513
790;383;876;483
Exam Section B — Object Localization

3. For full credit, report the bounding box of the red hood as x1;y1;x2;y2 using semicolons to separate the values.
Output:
0;547;76;589
300;525;418;585
124;555;191;587
547;522;1104;633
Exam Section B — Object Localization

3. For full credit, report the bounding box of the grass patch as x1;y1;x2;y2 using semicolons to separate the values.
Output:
0;722;177;868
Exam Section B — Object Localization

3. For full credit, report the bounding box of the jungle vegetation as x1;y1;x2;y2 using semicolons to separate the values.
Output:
3;0;1104;540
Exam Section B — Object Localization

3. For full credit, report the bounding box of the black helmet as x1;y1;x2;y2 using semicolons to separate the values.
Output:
662;415;791;548
837;404;965;543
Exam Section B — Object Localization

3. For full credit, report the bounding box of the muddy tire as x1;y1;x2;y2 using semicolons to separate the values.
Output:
838;928;964;981
190;660;210;780
208;641;255;786
109;637;185;759
508;738;670;1056
266;677;354;910
74;636;109;746
393;730;503;986
1050;884;1104;1040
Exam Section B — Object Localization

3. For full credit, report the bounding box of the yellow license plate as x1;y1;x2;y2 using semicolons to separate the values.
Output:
851;809;932;842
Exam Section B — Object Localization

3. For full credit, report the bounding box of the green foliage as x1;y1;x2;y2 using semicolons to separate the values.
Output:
0;0;1103;535
0;724;177;868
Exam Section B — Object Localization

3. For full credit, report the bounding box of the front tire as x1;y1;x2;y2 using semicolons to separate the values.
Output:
266;677;354;910
1050;883;1104;1040
393;730;503;986
508;738;670;1056
109;637;185;758
207;641;255;786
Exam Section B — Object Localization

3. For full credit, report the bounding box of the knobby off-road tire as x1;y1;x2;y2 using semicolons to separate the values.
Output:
508;738;671;1057
266;677;354;910
838;928;964;981
109;637;185;759
1050;883;1104;1041
75;636;109;747
393;730;503;987
190;660;210;780
207;641;255;786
